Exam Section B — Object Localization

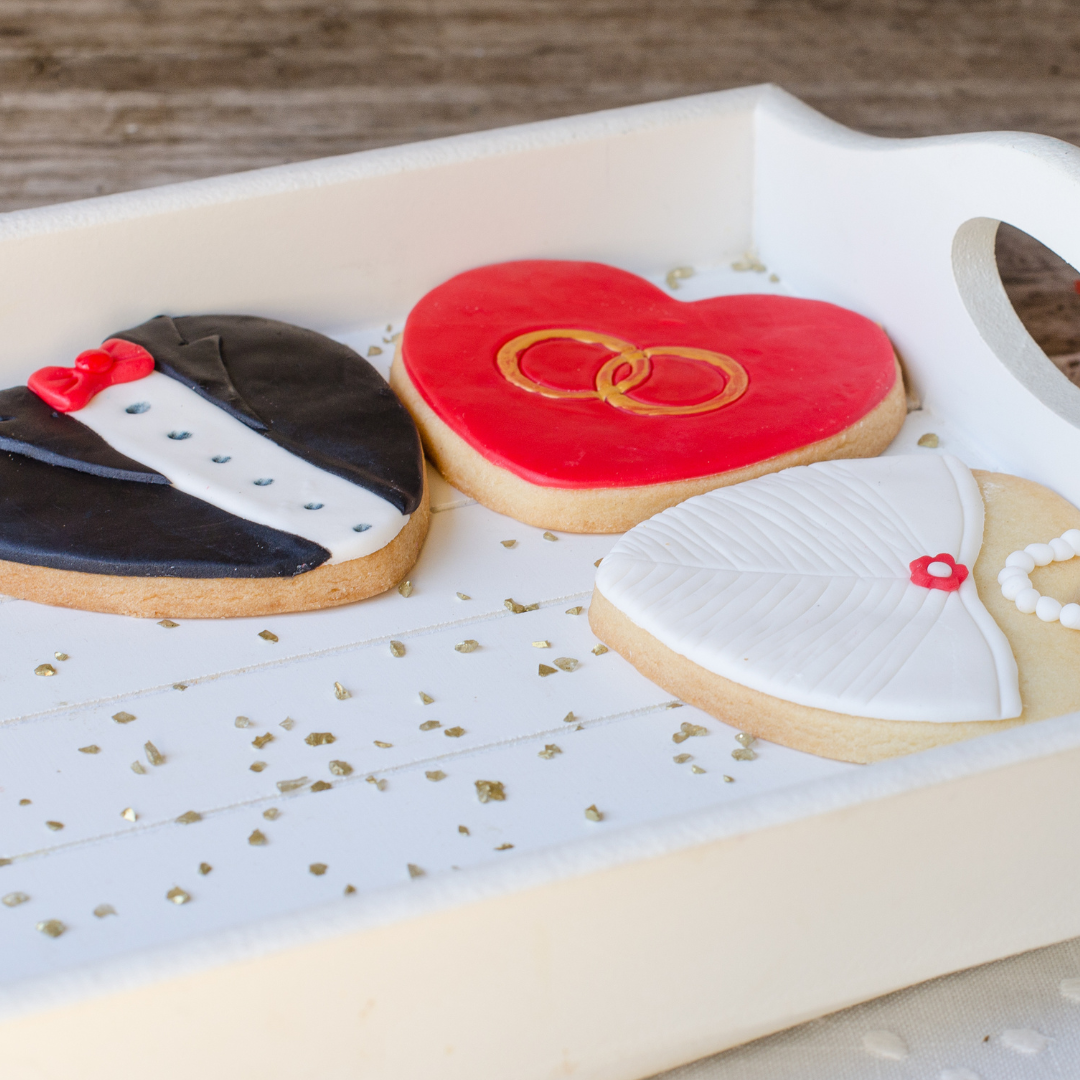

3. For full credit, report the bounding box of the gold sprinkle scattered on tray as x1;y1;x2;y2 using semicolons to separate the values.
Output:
666;265;694;289
917;432;940;448
263;808;280;821
398;579;413;598
373;740;392;749
735;732;755;748
475;780;506;804
176;811;202;825
542;531;558;541
673;753;692;764
666;702;683;710
389;640;406;657
310;863;328;876
594;558;602;568
455;639;479;653
54;652;68;661
121;807;137;822
198;863;213;875
34;664;56;677
276;777;309;793
45;821;63;832
158;619;179;628
258;630;279;642
565;606;583;615
456;591;470;600
407;863;425;878
311;780;332;792
691;765;706;774
166;887;190;906
248;829;267;846
234;716;252;729
731;748;757;762
172;683;188;691
93;904;116;918
562;711;576;723
78;745;100;755
523;602;539;611
305;732;336;747
37;919;66;937
500;539;517;549
344;884;356;895
17;799;29;806
723;775;735;783
445;726;465;738
328;760;353;776
365;775;387;791
131;761;146;775
538;744;562;759
458;825;470;835
532;640;551;648
553;657;580;672
419;691;434;704
2;892;29;907
333;681;351;700
252;733;274;749
584;804;603;822
426;770;447;782
250;761;268;773
732;252;766;272
504;598;526;614
592;644;608;655
419;720;440;731
0;858;10;867
112;711;136;724
367;344;383;357
538;664;556;677
495;843;514;851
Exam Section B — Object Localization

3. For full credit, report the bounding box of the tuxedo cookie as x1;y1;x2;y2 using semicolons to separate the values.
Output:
589;454;1080;763
391;260;906;533
0;315;428;618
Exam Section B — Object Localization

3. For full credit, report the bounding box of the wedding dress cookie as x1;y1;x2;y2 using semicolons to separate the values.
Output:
391;260;906;532
0;315;428;618
589;454;1080;762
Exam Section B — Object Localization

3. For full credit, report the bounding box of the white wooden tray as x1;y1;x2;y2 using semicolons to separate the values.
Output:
2;84;1080;1080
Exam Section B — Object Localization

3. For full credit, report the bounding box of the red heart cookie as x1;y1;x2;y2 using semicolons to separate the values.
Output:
392;260;904;532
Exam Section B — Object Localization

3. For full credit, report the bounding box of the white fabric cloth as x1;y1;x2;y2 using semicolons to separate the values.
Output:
597;455;1020;723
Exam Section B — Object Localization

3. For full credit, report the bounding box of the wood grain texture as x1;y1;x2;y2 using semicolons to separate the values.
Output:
0;1;1075;361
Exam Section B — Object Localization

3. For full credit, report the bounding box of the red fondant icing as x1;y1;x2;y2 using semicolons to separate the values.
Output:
29;338;155;412
400;260;898;489
909;553;968;592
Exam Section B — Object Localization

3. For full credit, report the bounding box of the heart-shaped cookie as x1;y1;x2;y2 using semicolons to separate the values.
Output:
392;260;905;532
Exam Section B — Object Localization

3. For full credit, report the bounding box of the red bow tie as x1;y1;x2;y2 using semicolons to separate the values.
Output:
28;339;155;412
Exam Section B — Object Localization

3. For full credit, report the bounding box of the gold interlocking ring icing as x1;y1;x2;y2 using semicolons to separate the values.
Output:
496;328;748;417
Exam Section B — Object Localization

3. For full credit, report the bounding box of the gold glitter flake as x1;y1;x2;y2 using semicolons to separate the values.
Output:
252;733;274;749
166;887;190;905
532;640;551;648
235;716;251;728
731;748;757;762
280;717;296;731
373;740;392;749
198;862;213;875
407;863;425;878
54;652;69;661
592;644;609;655
523;602;539;611
250;761;268;773
276;777;309;793
145;741;165;766
367;344;383;357
538;664;556;677
500;540;517;549
365;775;388;791
455;639;479;653
666;702;683;709
176;811;202;825
121;807;137;822
172;682;188;691
538;744;562;759
562;711;576;723
673;722;708;743
553;657;580;672
131;761;146;775
458;825;470;835
445;726;465;738
36;919;66;937
311;780;332;792
426;770;447;781
475;780;506;803
158;619;179;628
419;720;440;731
918;432;940;448
263;808;280;821
723;775;735;783
389;640;406;657
585;804;603;822
78;745;100;755
565;606;583;615
542;531;558;541
112;711;136;724
594;558;602;568
398;579;413;598
0;858;10;867
666;265;695;289
419;691;434;705
673;753;692;764
504;598;526;613
45;821;64;832
17;799;29;806
248;829;267;846
2;892;29;907
328;760;353;776
691;765;706;774
34;664;56;677
735;732;755;748
258;630;279;642
456;591;471;600
309;863;328;876
93;904;116;918
334;682;351;700
495;843;514;851
304;732;336;746
732;252;767;273
344;884;357;895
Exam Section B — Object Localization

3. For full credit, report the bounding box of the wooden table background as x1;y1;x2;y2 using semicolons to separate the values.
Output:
0;0;1077;364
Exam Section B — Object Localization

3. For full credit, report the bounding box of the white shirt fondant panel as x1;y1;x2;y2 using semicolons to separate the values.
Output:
596;455;1021;723
73;372;408;563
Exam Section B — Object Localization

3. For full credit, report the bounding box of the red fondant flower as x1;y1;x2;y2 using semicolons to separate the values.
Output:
909;552;968;592
28;338;154;412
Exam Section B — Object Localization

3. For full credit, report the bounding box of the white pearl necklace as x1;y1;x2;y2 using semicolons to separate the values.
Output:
998;528;1080;628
